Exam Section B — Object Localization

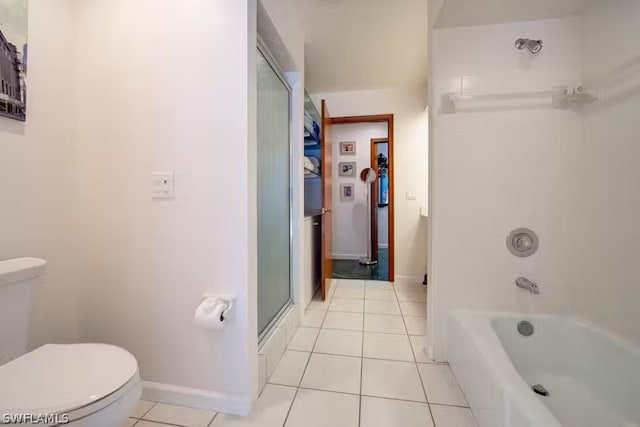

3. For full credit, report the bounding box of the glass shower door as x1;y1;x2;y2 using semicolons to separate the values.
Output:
257;46;291;338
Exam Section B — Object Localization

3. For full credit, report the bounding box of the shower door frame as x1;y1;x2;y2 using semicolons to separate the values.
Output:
256;38;294;344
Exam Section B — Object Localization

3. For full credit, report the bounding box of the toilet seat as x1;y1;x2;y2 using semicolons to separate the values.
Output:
0;343;139;422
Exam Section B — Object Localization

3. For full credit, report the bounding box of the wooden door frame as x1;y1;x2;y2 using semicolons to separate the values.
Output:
329;114;395;282
320;100;333;299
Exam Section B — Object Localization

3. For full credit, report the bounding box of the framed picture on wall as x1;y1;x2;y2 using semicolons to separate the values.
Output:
338;162;356;177
340;141;356;155
0;0;28;121
340;183;354;201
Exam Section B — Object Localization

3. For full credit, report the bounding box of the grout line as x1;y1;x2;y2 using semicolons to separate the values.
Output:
136;420;188;427
406;319;437;422
300;308;327;381
358;293;365;427
293;385;433;405
308;350;442;365
428;402;471;409
309;351;363;360
326;327;406;336
297;386;360;398
446;367;473;409
393;281;438;427
327;310;365;314
280;387;300;427
207;412;218;427
266;383;309;394
360;393;428;405
134;401;157;420
296;350;315;387
278;307;329;426
365;312;404;317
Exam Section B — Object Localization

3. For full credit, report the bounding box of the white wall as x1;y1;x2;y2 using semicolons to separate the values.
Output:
429;17;584;360
311;88;429;282
579;0;640;347
331;123;387;259
73;0;258;415
0;0;79;347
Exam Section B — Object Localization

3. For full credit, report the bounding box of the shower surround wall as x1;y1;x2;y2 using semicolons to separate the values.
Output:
579;0;640;349
429;17;584;360
429;3;640;360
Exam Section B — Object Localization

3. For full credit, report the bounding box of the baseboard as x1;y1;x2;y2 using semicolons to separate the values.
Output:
142;381;252;416
331;253;365;260
394;275;424;284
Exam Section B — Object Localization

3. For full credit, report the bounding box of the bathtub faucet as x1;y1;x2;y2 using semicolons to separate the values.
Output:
516;277;539;294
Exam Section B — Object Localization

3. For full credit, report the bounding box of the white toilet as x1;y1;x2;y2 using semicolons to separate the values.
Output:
0;258;141;426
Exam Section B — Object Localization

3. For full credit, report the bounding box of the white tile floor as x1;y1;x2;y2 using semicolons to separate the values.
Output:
123;279;477;427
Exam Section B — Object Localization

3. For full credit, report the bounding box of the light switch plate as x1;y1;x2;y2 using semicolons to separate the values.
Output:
152;172;175;199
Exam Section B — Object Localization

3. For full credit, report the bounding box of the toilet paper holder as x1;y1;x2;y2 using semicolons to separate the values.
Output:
203;293;234;320
195;294;235;329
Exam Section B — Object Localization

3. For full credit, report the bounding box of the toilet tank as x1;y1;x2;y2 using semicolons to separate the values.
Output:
0;258;47;365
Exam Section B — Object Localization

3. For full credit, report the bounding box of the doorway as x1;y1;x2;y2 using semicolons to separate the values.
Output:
322;114;395;284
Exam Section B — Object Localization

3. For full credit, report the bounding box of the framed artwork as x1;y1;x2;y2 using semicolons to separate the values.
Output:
338;161;356;177
340;183;354;201
0;0;28;121
340;141;356;155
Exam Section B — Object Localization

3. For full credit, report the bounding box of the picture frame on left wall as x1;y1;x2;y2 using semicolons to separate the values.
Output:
0;0;28;121
340;183;354;201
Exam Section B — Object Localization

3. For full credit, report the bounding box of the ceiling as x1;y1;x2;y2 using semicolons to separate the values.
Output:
435;0;593;28
303;0;428;94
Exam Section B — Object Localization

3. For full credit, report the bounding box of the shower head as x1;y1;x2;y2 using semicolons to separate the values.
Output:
515;38;543;54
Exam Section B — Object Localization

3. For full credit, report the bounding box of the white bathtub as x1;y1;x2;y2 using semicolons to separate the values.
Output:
448;310;640;427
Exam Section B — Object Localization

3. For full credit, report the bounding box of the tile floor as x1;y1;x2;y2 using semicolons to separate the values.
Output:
123;279;477;427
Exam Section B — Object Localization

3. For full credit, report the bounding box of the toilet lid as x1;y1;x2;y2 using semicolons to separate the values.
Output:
0;343;138;414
